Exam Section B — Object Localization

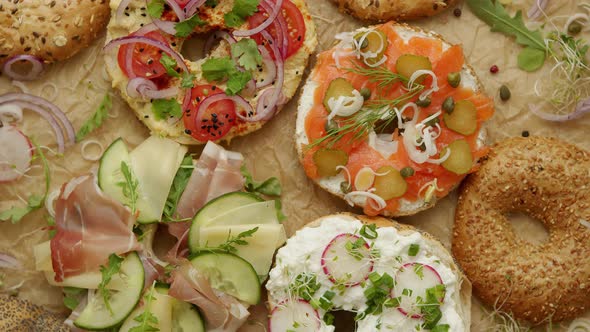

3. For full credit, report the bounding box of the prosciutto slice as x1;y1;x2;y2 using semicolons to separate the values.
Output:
50;174;140;282
168;262;249;331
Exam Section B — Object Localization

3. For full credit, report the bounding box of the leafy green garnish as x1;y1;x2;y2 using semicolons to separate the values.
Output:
344;237;368;261
152;98;182;120
226;71;253;96
517;47;546;72
414;263;425;279
431;324;451;332
202;57;236;82
224;0;260;28
163;155;193;221
175;14;206;37
408;243;420;256
159;53;180;78
205;0;218;6
146;0;164;17
231;39;263;71
241;165;282;196
98;254;124;316
63;287;85;311
359;223;378;239
195;227;259;253
129;284;159;332
343;63;407;89
419;285;446;329
356;272;395;320
76;94;112;141
181;72;196;88
289;273;321;301
274;199;287;222
0;139;50;223
117;161;139;214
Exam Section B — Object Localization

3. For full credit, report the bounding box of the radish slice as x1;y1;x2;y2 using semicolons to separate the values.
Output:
393;263;444;318
0;125;32;183
269;300;320;332
321;233;373;286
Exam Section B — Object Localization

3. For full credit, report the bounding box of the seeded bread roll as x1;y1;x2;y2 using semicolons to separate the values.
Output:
0;296;68;331
331;0;457;22
0;0;110;65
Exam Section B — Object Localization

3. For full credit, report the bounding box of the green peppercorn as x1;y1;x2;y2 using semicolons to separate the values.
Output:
400;167;415;178
568;21;583;35
499;85;511;101
340;181;352;194
325;119;339;133
443;97;455;113
416;97;431;108
447;72;461;88
360;87;371;100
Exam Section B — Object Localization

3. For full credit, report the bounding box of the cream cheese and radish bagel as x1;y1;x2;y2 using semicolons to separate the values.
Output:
295;23;494;217
266;213;472;332
105;0;317;144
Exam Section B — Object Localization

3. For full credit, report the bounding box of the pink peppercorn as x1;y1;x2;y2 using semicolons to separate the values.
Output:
490;65;499;74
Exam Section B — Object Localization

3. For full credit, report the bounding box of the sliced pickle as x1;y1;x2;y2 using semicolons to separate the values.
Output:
323;78;355;112
395;54;433;85
443;100;477;135
313;148;349;177
441;140;473;175
354;30;388;65
373;166;407;200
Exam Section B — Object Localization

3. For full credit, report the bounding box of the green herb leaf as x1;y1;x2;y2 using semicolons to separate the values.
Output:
431;324;451;332
201;57;235;82
175;14;206;37
146;0;165;17
231;39;263;71
205;0;218;6
194;226;259;253
408;243;420;257
466;0;545;51
76;94;112;141
63;287;85;310
226;70;252;96
241;165;282;196
289;273;321;301
159;53;180;78
224;0;260;28
163;155;193;221
517;47;546;72
420;285;446;329
152;98;182;120
181;72;196;88
359;224;378;239
117;161;139;214
98;254;124;316
129;284;160;332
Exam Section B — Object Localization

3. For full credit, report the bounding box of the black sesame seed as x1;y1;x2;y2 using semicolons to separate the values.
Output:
184;129;192;134
144;115;149;118
522;130;530;137
453;8;462;17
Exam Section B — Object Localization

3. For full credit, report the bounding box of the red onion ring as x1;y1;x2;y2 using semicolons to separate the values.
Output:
529;99;590;121
127;77;180;99
105;35;189;75
10;101;66;153
233;0;284;37
0;103;24;123
0;253;22;269
528;0;549;20
164;0;187;21
116;0;132;19
2;55;45;81
258;0;288;59
151;19;178;35
196;93;253;126
184;0;207;17
256;45;277;89
122;24;160;79
203;31;237;55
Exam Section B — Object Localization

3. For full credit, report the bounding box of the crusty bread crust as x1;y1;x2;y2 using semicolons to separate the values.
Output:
452;136;590;323
0;0;110;65
332;0;457;21
0;296;68;331
295;23;488;217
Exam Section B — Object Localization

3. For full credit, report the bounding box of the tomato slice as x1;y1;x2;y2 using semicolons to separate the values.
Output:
183;85;237;142
117;30;169;79
248;0;306;59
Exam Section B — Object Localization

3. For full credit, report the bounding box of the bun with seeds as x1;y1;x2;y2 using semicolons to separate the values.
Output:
296;22;494;217
0;296;68;331
331;0;457;22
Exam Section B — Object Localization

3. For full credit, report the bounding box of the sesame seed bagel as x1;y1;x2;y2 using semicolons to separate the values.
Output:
331;0;457;21
452;136;590;323
0;0;110;65
0;296;68;331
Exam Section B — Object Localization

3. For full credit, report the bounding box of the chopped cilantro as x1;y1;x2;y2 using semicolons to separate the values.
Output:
408;243;420;256
224;0;260;28
231;38;262;71
152;98;182;120
201;57;235;82
175;14;206;38
146;0;164;17
241;165;282;196
226;70;252;96
159;53;180;78
181;72;196;88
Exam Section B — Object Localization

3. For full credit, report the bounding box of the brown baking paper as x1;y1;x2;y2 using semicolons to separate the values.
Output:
1;0;589;330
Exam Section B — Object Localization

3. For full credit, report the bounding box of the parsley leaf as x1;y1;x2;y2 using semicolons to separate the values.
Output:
226;70;252;96
241;165;282;196
76;94;112;141
63;287;85;311
159;53;180;78
152;98;182;120
175;14;206;37
129;285;159;332
0;139;50;223
181;72;196;88
117;161;139;214
224;0;260;28
98;254;124;316
201;57;235;82
146;0;165;18
163;155;193;221
231;39;262;71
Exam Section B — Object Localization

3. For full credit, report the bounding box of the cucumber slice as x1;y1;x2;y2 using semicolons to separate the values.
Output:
74;252;144;330
98;138;130;205
172;299;205;332
119;287;173;332
190;252;260;305
198;224;286;276
188;192;263;248
206;200;279;227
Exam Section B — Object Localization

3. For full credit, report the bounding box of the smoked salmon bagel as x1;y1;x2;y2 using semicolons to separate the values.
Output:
266;213;472;331
331;0;457;22
452;136;590;323
296;23;494;217
104;0;317;145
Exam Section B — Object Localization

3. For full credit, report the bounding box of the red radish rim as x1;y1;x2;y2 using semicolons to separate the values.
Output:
269;299;321;332
394;262;444;319
0;125;33;183
321;233;374;287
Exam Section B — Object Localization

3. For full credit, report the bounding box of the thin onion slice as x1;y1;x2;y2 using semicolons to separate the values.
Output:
164;0;187;21
0;104;24;124
196;93;253;128
151;19;178;35
2;55;45;81
81;140;104;162
529;100;590;122
127;77;179;99
528;0;549;20
203;31;237;55
233;0;284;37
344;190;387;210
0;253;22;269
116;0;132;19
258;0;288;58
184;0;207;17
256;45;277;89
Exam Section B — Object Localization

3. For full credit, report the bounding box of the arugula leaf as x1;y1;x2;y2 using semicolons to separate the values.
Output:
99;254;124;316
117;161;139;214
226;71;252;96
159;53;180;78
195;227;259;253
181;72;196;88
175;14;206;37
517;47;546;72
274;199;287;222
201;57;235;82
231;39;262;71
146;0;165;18
76;94;112;141
163;155;193;221
224;0;260;28
0;139;50;223
466;0;545;51
129;285;159;332
240;165;282;196
152;98;182;120
63;287;85;311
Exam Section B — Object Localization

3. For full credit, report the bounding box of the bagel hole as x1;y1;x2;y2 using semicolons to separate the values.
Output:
506;212;549;245
331;311;356;331
180;33;210;62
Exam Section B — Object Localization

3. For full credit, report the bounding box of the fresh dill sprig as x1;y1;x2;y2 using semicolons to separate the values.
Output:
342;62;408;90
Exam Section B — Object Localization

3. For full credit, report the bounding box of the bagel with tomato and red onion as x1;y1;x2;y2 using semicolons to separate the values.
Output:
104;0;317;144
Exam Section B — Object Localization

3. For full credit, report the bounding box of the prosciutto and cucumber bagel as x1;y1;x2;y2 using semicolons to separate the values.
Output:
295;23;494;217
266;213;472;331
104;0;317;145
